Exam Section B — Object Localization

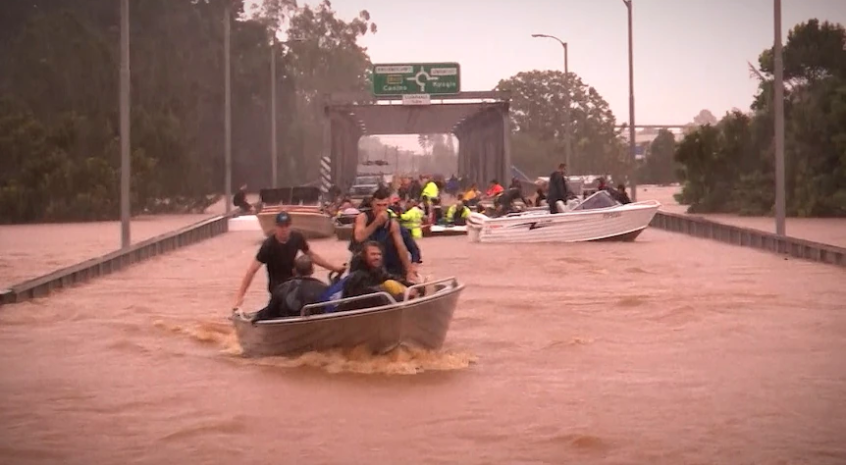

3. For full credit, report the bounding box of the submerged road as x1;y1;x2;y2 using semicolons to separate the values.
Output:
1;228;844;464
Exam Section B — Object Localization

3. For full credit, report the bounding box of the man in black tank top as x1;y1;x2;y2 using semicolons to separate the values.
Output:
350;188;415;282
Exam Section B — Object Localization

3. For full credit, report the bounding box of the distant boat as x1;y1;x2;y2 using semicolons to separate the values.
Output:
467;191;660;243
255;186;334;239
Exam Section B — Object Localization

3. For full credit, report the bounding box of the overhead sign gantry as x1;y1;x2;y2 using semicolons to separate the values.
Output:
322;62;511;191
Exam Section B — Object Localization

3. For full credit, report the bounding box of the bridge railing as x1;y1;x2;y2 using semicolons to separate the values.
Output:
651;211;845;268
0;213;235;305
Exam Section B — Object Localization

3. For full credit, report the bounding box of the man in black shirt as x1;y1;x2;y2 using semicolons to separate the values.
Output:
232;212;345;309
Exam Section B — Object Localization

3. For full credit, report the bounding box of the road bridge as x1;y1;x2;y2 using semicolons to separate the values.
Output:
324;90;511;190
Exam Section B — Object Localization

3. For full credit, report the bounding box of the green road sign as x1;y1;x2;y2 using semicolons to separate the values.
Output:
371;62;461;96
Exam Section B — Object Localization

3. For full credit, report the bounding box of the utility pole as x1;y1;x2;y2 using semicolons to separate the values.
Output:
532;33;572;169
623;0;637;202
270;36;278;188
224;3;232;213
773;0;786;236
119;0;131;248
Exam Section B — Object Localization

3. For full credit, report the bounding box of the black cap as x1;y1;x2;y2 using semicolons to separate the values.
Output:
275;212;292;225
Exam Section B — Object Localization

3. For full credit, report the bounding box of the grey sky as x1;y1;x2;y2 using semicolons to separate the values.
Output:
275;0;845;151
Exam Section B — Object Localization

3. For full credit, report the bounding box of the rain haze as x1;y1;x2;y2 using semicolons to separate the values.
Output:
259;0;846;152
2;2;846;464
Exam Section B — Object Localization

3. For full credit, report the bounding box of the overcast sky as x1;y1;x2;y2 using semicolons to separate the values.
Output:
257;0;846;152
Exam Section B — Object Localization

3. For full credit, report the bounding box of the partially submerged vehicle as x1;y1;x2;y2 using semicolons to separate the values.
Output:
255;186;334;239
230;277;464;357
466;190;660;243
348;175;382;200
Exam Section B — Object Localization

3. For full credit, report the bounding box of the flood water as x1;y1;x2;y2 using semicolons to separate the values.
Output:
1;226;845;464
0;194;239;288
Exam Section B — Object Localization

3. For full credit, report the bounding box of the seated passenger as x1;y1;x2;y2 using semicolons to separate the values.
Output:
341;242;418;311
445;199;471;226
251;255;329;321
534;187;547;207
494;187;527;216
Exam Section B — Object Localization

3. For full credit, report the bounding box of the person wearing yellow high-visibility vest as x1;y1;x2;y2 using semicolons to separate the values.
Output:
445;200;471;226
421;178;439;202
399;199;425;239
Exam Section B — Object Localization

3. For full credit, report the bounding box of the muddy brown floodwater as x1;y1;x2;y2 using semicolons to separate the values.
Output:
0;194;240;288
2;226;846;464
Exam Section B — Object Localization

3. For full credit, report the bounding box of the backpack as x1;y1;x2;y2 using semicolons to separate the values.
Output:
316;270;349;313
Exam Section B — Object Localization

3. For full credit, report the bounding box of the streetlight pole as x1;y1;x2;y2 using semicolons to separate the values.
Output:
622;0;637;202
531;33;572;170
773;0;786;236
224;3;232;214
270;36;278;188
119;0;131;248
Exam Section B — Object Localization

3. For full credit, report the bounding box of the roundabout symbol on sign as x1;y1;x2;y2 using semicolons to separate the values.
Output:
407;69;438;92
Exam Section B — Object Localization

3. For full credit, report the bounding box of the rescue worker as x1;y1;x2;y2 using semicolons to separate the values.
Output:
399;198;425;239
445;198;471;226
421;177;439;202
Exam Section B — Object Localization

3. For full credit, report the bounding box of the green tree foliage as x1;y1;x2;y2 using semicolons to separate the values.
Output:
0;0;375;223
638;129;678;185
495;70;626;179
676;19;846;217
281;2;376;183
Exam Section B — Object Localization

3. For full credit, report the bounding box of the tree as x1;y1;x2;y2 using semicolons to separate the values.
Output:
280;1;376;182
0;0;377;223
692;109;718;126
675;18;846;217
495;70;625;178
638;129;678;185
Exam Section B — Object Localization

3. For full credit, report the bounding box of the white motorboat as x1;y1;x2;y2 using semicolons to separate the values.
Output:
428;224;468;236
466;191;660;243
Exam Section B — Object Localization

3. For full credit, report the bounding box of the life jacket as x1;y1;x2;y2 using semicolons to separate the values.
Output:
400;207;424;238
446;205;469;222
422;181;439;200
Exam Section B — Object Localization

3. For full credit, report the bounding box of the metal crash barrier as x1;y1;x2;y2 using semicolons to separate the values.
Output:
650;211;846;268
0;214;234;305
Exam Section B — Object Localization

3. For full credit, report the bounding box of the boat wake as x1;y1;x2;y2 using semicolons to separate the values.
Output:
153;318;477;375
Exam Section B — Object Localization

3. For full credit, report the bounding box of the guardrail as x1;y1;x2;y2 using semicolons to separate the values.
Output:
0;214;234;305
650;211;846;268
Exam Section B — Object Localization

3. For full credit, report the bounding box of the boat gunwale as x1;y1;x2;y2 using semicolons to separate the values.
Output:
467;200;661;227
231;278;464;327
